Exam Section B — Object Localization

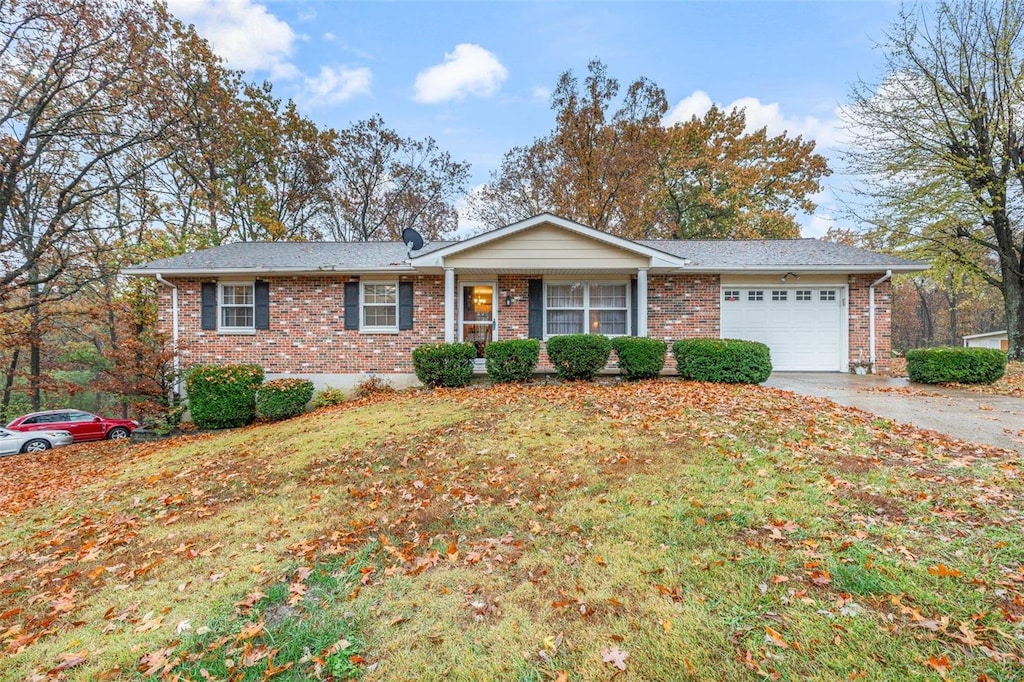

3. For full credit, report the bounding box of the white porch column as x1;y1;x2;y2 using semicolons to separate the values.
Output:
637;268;648;337
444;267;455;342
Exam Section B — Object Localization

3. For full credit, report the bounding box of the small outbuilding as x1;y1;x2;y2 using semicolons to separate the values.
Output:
962;330;1009;352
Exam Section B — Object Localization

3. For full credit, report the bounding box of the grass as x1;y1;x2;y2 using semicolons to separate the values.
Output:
0;381;1022;680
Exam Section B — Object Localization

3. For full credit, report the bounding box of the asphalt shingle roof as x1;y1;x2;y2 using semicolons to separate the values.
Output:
638;239;917;268
126;237;921;273
127;240;455;272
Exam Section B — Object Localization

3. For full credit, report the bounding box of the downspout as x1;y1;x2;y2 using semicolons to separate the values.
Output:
154;274;180;405
868;269;892;372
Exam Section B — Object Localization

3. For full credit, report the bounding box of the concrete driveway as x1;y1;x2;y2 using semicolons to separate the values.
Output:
766;372;1024;454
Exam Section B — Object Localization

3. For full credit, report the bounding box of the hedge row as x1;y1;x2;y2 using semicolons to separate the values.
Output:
186;365;315;429
185;338;777;426
905;347;1006;384
410;335;773;387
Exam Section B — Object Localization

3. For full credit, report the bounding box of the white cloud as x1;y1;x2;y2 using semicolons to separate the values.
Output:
531;85;551;102
323;32;336;42
803;213;837;238
665;90;844;149
167;0;298;79
664;90;714;124
301;65;372;107
413;44;508;104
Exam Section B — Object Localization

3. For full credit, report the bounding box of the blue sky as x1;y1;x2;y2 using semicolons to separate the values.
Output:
167;1;902;237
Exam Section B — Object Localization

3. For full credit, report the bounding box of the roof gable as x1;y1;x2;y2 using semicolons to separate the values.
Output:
410;214;687;270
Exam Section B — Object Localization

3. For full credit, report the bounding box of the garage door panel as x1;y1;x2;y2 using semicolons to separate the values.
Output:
720;287;844;371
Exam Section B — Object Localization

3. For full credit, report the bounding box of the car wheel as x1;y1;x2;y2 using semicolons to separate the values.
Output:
21;439;50;453
107;427;130;440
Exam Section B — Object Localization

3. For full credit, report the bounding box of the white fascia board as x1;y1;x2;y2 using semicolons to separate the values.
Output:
410;213;689;268
961;330;1007;340
122;266;417;277
680;263;927;274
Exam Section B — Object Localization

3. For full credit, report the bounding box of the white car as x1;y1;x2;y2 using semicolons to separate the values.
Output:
0;427;74;455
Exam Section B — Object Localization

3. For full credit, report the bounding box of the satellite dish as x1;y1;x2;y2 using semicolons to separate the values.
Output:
402;227;425;253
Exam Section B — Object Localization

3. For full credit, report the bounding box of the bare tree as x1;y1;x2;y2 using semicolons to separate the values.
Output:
326;116;470;242
845;0;1024;359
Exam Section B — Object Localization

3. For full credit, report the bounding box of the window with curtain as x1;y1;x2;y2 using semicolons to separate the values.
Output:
545;282;628;336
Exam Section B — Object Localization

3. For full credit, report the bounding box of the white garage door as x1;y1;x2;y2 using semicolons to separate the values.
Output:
720;286;846;371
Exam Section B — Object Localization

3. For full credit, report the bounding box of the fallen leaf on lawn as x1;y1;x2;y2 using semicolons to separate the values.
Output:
601;645;628;671
236;620;265;642
924;654;951;678
554;672;569;682
764;625;789;649
134;612;163;633
808;570;832;586
928;564;963;578
48;650;88;673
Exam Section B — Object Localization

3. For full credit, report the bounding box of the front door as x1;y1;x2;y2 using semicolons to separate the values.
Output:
460;283;496;359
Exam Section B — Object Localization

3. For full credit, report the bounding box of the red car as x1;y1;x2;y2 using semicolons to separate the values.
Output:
6;410;139;442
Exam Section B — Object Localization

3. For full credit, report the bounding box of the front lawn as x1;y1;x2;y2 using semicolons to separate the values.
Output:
0;381;1022;680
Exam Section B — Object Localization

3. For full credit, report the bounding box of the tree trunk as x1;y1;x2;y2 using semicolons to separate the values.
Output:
0;348;20;421
913;280;934;346
29;275;41;410
1004;268;1024;361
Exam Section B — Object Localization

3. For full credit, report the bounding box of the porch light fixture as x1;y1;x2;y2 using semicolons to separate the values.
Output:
505;293;513;306
781;272;800;282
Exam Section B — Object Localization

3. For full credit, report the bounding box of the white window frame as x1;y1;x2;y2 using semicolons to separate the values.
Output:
360;281;399;333
543;280;630;339
218;281;255;333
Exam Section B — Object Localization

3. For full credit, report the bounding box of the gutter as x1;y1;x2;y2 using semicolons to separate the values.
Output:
154;274;180;405
868;269;893;372
121;265;418;277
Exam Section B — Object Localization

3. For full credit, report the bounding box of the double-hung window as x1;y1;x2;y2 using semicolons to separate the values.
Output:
545;281;628;337
361;282;398;331
219;283;255;331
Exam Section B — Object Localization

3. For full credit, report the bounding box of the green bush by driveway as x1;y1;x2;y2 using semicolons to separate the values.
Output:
906;346;1006;384
673;338;772;384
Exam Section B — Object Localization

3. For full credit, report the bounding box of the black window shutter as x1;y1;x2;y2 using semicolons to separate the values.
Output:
201;282;217;330
630;277;638;336
528;279;543;339
344;282;360;330
254;280;270;330
398;282;414;330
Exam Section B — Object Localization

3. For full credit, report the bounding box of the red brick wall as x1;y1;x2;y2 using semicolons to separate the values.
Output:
848;274;891;373
157;271;893;376
648;274;721;341
160;275;445;374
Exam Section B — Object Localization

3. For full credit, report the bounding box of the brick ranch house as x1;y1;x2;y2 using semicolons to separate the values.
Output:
124;214;927;390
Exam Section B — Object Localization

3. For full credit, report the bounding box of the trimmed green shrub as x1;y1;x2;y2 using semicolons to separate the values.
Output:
485;339;540;383
412;342;477;388
312;386;346;408
546;334;612;381
257;377;315;420
186;364;265;429
673;338;772;384
905;347;1006;384
611;337;667;380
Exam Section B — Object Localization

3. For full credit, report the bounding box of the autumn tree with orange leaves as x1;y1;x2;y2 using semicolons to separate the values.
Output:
468;60;830;240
